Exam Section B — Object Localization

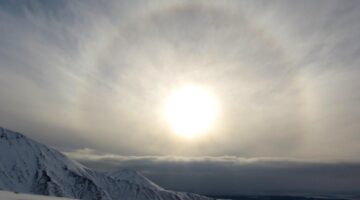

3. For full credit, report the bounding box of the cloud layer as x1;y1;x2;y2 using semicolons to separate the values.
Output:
0;1;360;160
65;149;360;195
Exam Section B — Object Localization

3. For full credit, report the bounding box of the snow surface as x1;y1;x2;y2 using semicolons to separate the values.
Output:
0;127;214;200
0;190;76;200
107;169;164;191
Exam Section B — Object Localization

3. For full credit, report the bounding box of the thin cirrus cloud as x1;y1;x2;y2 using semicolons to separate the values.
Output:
0;1;360;160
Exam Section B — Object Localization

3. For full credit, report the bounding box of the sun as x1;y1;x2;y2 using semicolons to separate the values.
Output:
164;86;218;138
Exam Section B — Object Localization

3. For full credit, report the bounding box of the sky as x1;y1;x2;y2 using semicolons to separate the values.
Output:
1;0;360;195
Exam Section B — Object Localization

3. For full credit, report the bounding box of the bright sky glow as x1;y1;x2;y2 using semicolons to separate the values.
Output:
165;86;218;138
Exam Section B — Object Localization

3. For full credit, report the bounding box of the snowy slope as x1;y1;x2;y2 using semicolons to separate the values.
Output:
107;169;164;191
0;190;76;200
0;127;214;200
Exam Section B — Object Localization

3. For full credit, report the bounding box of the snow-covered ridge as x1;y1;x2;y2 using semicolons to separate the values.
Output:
0;127;214;200
0;190;76;200
107;169;164;191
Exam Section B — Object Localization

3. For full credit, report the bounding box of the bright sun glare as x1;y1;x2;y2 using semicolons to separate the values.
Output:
165;86;218;138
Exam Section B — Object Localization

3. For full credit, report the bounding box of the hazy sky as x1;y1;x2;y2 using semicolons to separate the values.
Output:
1;0;360;195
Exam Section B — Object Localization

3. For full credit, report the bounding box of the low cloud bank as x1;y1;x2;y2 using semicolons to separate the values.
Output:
65;149;360;195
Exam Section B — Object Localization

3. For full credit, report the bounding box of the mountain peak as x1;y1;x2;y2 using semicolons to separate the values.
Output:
0;127;26;140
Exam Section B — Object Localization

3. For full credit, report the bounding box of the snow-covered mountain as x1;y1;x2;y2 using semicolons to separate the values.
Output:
0;127;213;200
0;190;76;200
